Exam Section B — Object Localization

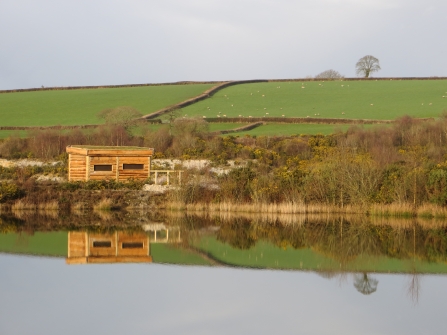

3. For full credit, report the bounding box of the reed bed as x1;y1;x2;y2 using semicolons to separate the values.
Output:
369;203;414;217
169;201;365;215
416;203;447;219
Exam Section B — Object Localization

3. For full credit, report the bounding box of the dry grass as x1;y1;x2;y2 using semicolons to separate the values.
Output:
11;199;36;211
93;209;114;221
169;201;365;215
369;203;414;217
38;200;59;211
93;198;113;211
416;203;447;219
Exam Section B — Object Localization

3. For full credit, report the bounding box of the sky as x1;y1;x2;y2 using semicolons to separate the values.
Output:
1;0;446;90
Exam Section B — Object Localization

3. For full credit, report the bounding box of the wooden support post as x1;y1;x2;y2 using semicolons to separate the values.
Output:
167;171;170;185
116;157;119;182
86;156;90;181
85;232;89;257
68;154;71;181
67;232;71;257
155;171;158;185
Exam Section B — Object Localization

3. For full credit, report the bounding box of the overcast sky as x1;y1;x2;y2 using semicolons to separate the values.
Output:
1;0;446;90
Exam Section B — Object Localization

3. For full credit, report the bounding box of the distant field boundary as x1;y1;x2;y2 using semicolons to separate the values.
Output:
209;122;264;135
0;119;161;131
140;80;268;120
0;81;223;94
140;77;447;120
205;117;434;125
2;76;445;95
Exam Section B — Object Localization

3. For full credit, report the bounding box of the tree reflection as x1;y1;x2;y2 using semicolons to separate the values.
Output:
353;273;379;295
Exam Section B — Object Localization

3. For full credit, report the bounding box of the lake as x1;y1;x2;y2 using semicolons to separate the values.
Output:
0;212;446;334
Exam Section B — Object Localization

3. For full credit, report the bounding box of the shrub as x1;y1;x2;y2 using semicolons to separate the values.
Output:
0;182;24;203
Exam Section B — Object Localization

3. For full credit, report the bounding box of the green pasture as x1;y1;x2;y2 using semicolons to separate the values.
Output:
230;123;359;136
0;84;214;127
0;232;67;257
195;236;447;273
183;80;447;120
0;130;28;139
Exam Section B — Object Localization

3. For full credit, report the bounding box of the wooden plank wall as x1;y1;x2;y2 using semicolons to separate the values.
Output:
68;232;87;257
68;154;87;181
69;154;151;181
89;156;116;181
89;233;117;257
66;232;152;264
117;157;150;182
117;232;150;256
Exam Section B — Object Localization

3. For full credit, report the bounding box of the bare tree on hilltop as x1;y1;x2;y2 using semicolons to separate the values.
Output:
315;69;344;79
356;55;381;78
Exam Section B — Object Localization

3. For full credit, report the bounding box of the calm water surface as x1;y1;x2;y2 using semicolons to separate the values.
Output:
0;213;446;334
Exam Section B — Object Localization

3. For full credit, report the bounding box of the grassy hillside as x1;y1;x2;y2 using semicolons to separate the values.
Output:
0;84;214;127
182;80;447;120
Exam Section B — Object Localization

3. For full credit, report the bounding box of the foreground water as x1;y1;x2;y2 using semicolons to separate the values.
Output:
1;212;446;334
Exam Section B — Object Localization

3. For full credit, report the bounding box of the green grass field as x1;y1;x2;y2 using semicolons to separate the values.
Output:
0;84;214;127
2;80;446;137
0;130;28;139
233;123;357;136
183;80;447;120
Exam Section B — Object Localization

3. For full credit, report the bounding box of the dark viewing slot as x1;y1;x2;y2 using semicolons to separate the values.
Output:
93;241;112;248
94;165;112;171
123;164;144;170
122;242;144;249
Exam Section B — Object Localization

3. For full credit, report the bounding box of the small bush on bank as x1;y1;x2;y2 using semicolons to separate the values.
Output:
0;182;24;203
59;179;147;191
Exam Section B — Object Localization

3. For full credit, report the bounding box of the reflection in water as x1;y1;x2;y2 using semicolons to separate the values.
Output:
67;231;152;264
2;211;447;301
66;225;181;264
353;273;378;295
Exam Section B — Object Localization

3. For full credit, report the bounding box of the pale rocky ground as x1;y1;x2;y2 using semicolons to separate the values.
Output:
0;158;241;193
